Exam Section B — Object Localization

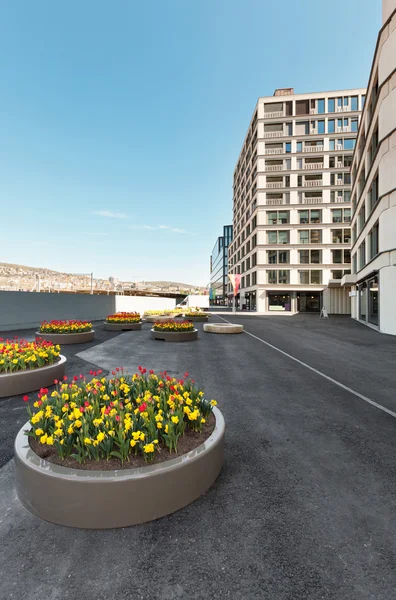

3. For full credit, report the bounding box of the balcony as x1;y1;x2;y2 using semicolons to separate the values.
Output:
304;162;323;170
265;164;283;172
331;197;349;203
303;180;323;187
337;126;351;133
263;131;284;139
264;111;284;119
266;181;284;188
300;196;323;204
334;180;344;185
264;147;283;155
303;145;324;153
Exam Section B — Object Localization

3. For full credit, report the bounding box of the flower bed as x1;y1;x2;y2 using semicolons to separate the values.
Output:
15;368;224;528
37;320;94;344
0;338;66;398
104;312;142;331
151;320;198;342
185;312;209;322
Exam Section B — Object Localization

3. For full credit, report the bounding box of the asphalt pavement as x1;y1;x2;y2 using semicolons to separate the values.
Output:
1;315;396;600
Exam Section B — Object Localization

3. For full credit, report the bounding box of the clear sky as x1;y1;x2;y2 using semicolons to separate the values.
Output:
0;0;380;286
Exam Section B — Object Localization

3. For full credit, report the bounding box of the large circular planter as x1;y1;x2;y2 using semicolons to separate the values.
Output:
151;328;198;342
0;355;67;399
185;316;209;322
14;407;225;529
203;323;243;334
104;322;142;331
36;331;95;345
143;315;175;323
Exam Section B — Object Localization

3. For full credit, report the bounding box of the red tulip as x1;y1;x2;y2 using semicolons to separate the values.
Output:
139;403;147;413
23;395;29;402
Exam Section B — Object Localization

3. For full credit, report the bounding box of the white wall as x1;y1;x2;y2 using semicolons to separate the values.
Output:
115;296;176;314
382;0;396;24
0;292;177;331
0;291;115;331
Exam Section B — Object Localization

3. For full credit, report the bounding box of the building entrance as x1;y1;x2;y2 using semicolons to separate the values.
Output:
297;292;321;313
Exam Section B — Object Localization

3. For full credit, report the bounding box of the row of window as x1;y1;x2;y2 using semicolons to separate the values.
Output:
268;249;350;264
263;95;363;118
265;117;359;137
267;209;351;224
281;138;356;153
267;229;351;245
353;221;379;272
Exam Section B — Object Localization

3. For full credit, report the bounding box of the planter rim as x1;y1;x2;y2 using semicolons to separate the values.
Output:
0;354;67;380
105;321;142;324
35;330;94;336
15;406;224;481
150;328;198;334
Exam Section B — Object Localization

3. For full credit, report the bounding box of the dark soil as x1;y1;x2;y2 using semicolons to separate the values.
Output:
29;411;215;471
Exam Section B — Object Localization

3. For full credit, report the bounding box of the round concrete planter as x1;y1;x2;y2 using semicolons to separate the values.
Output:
185;316;209;322
36;331;95;345
104;322;142;331
0;355;67;399
151;328;198;342
143;315;175;323
203;323;243;334
14;407;225;529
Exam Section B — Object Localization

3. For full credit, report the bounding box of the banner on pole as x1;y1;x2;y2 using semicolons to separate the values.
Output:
228;274;241;296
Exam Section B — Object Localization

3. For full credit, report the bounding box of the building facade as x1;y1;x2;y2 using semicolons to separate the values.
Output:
228;87;366;313
210;225;233;305
347;0;396;334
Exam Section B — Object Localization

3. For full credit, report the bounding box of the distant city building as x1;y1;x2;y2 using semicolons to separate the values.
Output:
228;86;365;313
347;0;396;334
210;225;233;305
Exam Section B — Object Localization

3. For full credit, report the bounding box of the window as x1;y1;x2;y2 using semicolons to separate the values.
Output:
332;209;343;223
299;250;309;263
267;210;289;224
299;210;309;224
267;250;290;264
252;252;257;267
369;222;379;258
299;249;322;264
297;141;302;152
267;270;290;284
344;138;356;150
344;97;349;107
369;174;379;211
328;98;335;113
329;139;335;151
332;229;350;243
361;95;366;109
351;119;358;132
299;230;309;244
298;209;321;224
351;96;358;111
267;231;289;244
299;270;322;284
332;270;351;279
285;142;291;153
359;240;366;269
328;119;335;133
251;271;257;286
358;206;365;232
299;230;322;244
317;99;325;114
332;250;342;263
318;120;325;134
311;249;321;263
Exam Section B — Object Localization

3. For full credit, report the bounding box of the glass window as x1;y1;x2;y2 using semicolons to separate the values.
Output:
332;229;342;243
278;211;289;224
368;277;379;325
278;250;289;264
351;96;358;111
310;230;322;243
338;119;343;129
267;211;277;225
332;209;343;223
267;231;277;244
311;270;322;284
359;282;367;320
344;229;351;244
311;250;321;264
268;250;277;264
345;249;351;263
344;208;351;222
328;119;335;133
361;95;366;109
344;138;356;150
310;210;321;224
278;231;289;244
299;230;309;244
299;250;309;264
332;249;343;263
344;97;349;106
285;142;291;153
370;222;379;258
268;270;277;284
329;139;335;151
317;99;325;114
359;241;366;269
351;119;358;132
299;210;309;224
318;120;325;134
278;270;289;284
338;98;342;107
297;141;302;152
328;98;335;113
299;271;309;284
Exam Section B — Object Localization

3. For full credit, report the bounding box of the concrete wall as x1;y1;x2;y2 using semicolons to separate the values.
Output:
0;292;176;332
322;287;351;315
115;296;176;314
382;0;396;24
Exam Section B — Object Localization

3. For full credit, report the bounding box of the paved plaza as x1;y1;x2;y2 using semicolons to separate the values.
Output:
1;315;396;599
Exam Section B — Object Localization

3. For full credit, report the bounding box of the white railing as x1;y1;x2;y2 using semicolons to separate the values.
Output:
266;181;284;188
301;197;323;204
266;198;286;205
303;145;324;152
336;162;343;168
303;180;322;187
263;131;284;138
336;106;350;112
310;108;316;114
265;165;283;171
330;197;347;203
265;147;283;155
304;163;323;170
335;180;343;185
264;111;284;119
336;144;343;150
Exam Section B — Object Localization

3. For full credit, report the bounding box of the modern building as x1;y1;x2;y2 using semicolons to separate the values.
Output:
228;87;366;313
210;225;233;305
347;0;396;334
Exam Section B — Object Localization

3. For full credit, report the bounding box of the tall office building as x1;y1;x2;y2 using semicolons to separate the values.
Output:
210;225;233;305
347;0;396;334
228;88;365;313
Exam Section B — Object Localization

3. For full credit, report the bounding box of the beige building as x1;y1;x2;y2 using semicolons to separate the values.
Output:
228;88;365;313
347;0;396;334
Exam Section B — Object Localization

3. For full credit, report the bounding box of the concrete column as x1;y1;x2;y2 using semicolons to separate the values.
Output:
257;289;267;312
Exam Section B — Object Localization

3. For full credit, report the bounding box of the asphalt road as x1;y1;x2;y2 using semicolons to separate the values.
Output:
1;316;396;600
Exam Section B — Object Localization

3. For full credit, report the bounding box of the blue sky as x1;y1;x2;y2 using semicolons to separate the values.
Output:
0;0;380;285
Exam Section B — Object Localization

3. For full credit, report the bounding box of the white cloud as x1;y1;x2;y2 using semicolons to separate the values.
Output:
93;210;129;219
128;224;192;234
